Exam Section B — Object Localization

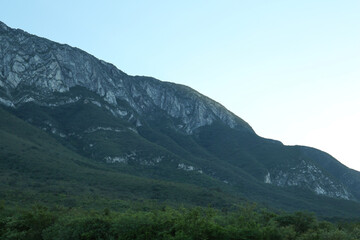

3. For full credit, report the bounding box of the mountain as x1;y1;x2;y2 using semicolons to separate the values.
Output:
1;21;360;217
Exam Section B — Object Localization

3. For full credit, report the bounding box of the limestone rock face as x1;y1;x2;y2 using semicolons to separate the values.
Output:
266;160;352;200
0;21;252;134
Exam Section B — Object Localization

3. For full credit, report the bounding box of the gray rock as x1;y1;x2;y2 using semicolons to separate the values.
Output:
0;21;253;134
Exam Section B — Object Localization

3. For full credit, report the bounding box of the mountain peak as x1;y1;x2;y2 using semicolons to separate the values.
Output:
0;21;9;31
0;22;253;134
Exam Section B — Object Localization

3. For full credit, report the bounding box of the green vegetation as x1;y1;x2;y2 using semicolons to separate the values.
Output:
2;102;360;218
2;23;360;239
1;204;360;240
0;105;242;210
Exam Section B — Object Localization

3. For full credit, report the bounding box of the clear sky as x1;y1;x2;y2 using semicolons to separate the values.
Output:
2;0;360;170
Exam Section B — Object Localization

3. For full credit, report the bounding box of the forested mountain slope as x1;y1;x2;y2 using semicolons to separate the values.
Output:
1;20;360;217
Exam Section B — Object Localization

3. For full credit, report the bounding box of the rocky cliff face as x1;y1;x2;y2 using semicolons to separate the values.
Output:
265;160;352;200
0;21;252;134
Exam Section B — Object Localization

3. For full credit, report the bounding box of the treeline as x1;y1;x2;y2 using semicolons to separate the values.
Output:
1;204;360;240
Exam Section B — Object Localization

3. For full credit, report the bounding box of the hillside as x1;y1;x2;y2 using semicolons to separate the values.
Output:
1;20;360;217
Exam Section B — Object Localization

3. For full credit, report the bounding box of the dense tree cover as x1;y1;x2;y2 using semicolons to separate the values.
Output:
1;203;360;240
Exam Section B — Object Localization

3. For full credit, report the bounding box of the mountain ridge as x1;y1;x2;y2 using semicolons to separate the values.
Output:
1;20;360;217
0;20;253;134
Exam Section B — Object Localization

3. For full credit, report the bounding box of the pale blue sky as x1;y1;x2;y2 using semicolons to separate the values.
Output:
2;0;360;170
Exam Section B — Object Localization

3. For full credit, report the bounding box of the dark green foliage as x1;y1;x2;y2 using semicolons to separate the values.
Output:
0;204;359;240
0;205;55;240
276;212;316;234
